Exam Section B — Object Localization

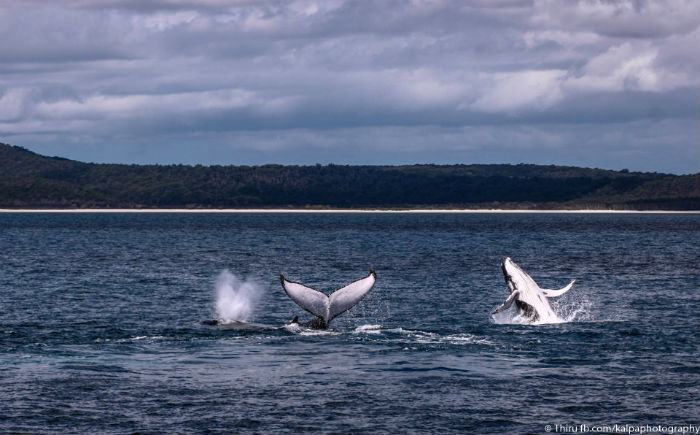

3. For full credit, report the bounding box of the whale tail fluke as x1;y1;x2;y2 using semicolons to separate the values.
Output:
280;270;376;325
542;279;576;298
280;274;331;321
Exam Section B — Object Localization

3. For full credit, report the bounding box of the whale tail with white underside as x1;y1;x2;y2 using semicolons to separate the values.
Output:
280;270;376;327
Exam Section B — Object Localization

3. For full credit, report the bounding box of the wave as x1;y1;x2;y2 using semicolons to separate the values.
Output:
352;325;494;346
280;323;493;346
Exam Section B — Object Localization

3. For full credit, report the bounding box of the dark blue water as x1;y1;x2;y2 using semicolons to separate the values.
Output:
1;212;698;434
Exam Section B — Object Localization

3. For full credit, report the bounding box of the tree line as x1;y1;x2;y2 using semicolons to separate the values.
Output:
1;143;698;210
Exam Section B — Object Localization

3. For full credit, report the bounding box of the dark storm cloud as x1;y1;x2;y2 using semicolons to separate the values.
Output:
0;0;698;173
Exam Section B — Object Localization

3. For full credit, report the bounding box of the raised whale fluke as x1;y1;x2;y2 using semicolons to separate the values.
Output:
281;270;377;329
493;257;575;324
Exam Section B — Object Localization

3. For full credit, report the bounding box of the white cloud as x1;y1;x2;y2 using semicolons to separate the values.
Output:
523;30;601;49
0;88;36;121
565;40;698;93
531;0;700;38
376;68;471;110
471;70;567;113
133;10;199;31
32;88;300;121
565;43;659;92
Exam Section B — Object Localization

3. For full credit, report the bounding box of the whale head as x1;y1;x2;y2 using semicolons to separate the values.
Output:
501;257;539;296
501;257;518;293
500;257;541;320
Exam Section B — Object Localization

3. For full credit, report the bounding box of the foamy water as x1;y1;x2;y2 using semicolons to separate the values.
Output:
491;295;592;325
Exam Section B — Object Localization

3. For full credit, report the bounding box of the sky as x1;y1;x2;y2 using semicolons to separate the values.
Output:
0;0;698;174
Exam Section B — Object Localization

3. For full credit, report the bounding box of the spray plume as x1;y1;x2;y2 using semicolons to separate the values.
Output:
215;270;263;322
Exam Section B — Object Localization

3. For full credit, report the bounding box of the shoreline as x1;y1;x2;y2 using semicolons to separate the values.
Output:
0;208;697;214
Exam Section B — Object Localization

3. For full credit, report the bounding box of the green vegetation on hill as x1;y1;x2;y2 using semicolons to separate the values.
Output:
1;142;698;210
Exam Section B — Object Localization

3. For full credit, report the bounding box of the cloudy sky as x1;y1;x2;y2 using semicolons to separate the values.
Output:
1;0;698;173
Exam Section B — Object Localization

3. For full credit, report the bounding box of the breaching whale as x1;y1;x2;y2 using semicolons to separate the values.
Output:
280;270;376;329
492;257;575;323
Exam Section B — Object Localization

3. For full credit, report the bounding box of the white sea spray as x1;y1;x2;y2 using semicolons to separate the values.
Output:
214;270;263;322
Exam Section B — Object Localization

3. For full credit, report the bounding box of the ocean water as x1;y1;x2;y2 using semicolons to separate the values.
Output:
0;212;698;434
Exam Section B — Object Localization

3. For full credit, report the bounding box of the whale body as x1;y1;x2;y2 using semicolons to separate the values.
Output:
280;270;376;329
492;257;575;323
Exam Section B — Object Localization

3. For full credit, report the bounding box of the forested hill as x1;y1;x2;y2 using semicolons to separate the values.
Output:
1;142;698;210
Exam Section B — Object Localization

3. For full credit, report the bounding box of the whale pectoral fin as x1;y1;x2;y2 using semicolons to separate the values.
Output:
328;270;376;321
542;279;576;298
492;291;519;314
280;275;330;322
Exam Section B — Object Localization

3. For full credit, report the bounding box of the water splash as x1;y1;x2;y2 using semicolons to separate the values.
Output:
492;296;592;325
214;270;263;322
353;324;382;334
552;295;593;323
385;327;493;345
492;306;567;325
283;323;337;336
